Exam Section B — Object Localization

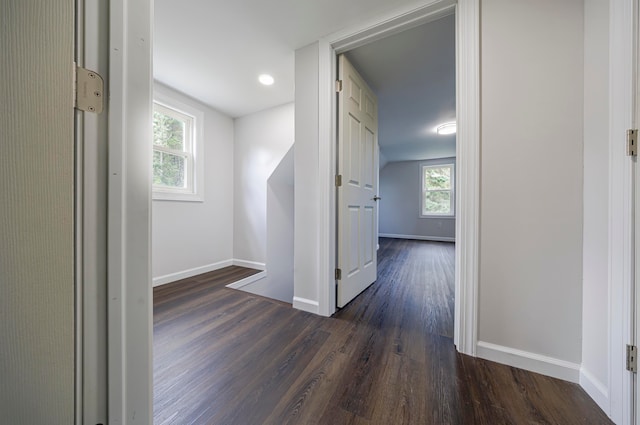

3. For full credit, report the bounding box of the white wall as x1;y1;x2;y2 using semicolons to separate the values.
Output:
379;158;456;241
152;83;234;283
478;0;584;376
293;43;322;312
233;103;295;302
580;0;610;411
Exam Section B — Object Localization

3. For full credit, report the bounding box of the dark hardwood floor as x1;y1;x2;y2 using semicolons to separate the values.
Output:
153;238;611;425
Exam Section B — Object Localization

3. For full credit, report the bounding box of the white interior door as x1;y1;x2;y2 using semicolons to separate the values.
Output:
337;54;379;308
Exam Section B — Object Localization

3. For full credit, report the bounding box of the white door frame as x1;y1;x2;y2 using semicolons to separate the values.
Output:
76;0;111;422
312;0;480;355
108;0;153;423
610;0;636;423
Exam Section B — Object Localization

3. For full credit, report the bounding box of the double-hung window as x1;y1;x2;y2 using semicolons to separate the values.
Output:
152;90;204;202
421;163;454;217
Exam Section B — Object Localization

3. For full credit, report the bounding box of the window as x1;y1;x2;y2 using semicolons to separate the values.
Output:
421;163;454;216
152;91;204;201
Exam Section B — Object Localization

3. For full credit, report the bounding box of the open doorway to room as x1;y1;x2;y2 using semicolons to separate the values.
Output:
333;14;457;337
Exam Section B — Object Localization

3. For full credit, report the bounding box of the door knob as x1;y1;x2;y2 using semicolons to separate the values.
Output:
373;196;382;201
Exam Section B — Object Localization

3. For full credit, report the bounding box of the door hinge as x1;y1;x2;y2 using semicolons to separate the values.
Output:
627;129;637;156
335;268;342;280
335;174;342;187
335;80;343;93
74;64;104;113
627;344;637;372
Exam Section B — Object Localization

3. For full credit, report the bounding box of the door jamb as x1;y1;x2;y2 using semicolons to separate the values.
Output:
75;0;111;422
316;0;480;356
610;0;636;423
108;0;153;423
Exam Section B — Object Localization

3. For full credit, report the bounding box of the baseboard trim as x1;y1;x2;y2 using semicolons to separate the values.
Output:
153;259;267;287
293;296;320;314
152;259;233;287
579;367;609;415
225;270;267;290
379;233;455;243
476;341;580;383
233;259;266;270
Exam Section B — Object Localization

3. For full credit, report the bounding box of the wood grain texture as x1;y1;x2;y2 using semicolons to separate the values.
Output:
154;240;611;425
0;1;75;424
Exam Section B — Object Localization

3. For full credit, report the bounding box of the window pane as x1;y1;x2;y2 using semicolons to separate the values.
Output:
153;110;185;150
424;166;451;190
153;150;186;188
424;190;451;214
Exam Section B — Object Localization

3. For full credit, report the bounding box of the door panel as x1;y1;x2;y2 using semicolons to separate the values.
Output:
337;54;379;308
0;1;75;423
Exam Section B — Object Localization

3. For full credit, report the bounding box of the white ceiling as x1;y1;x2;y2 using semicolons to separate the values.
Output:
346;14;456;162
154;0;455;162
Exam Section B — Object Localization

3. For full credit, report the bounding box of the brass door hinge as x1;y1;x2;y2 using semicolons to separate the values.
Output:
627;344;637;372
627;129;637;156
74;64;104;113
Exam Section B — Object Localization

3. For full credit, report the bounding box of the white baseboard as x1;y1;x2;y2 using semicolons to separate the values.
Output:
293;296;319;314
233;259;266;270
476;341;580;383
579;367;609;415
152;259;233;287
379;233;455;243
225;270;267;289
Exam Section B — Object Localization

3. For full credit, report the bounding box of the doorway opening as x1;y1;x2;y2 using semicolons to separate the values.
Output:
333;14;457;341
302;0;479;355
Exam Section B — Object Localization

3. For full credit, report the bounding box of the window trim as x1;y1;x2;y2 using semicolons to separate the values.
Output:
420;162;455;218
152;89;204;202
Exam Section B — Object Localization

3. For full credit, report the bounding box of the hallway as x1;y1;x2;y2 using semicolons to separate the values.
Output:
153;238;610;424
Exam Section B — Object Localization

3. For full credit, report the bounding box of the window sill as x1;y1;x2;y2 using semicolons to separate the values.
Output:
419;215;456;220
153;191;204;202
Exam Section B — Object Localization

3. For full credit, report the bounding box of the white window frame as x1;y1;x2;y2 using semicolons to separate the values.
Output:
420;163;455;218
152;90;204;202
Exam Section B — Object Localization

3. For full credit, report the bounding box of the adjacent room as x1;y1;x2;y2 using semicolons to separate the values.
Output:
149;1;610;424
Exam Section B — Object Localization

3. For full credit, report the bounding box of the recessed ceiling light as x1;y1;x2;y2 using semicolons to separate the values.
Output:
436;122;456;135
258;74;274;86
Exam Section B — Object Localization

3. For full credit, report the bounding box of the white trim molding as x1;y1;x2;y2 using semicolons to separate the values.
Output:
580;367;610;416
152;260;233;287
608;0;635;423
379;233;455;243
453;0;480;357
225;270;268;290
152;259;266;287
476;341;580;383
108;0;153;422
233;259;266;270
293;296;320;314
329;0;456;54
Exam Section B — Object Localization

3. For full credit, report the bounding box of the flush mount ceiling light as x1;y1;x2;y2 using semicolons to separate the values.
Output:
436;122;456;135
258;74;274;86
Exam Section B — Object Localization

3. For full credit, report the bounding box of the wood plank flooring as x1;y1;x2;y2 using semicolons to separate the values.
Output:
153;239;611;425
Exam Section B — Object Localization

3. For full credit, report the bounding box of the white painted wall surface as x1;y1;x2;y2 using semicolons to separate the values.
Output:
479;0;584;366
152;83;234;281
580;0;610;411
293;42;321;311
233;103;295;302
238;148;295;303
233;103;294;263
379;159;456;240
